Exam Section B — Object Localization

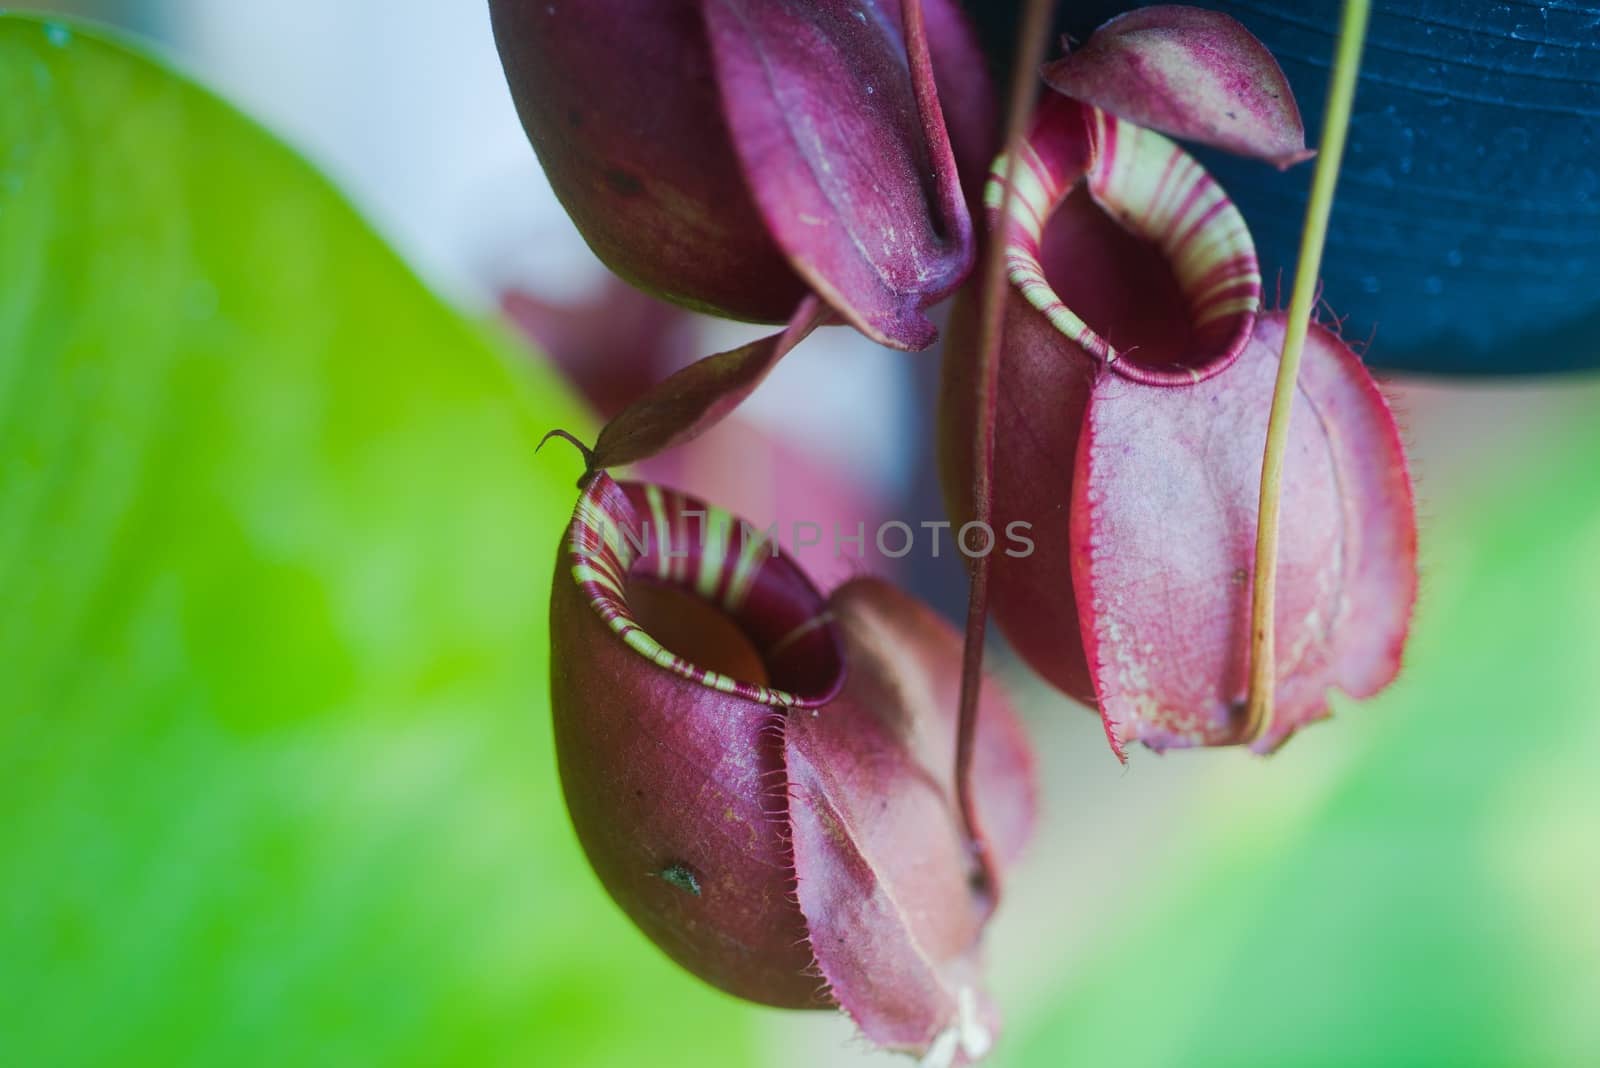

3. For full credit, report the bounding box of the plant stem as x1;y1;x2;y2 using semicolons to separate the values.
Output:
955;0;1055;903
1243;0;1372;745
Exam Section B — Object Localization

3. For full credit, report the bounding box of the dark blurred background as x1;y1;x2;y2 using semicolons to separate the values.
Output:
965;1;1600;374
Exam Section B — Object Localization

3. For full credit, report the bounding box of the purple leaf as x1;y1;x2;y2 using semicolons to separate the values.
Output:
705;0;975;349
1044;6;1314;169
786;578;1035;1060
590;296;827;469
1072;315;1418;755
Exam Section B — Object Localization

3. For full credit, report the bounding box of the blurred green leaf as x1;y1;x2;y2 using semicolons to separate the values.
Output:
1002;415;1600;1066
0;16;758;1067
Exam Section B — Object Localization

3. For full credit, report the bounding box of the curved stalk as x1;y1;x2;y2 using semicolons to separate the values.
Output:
1243;0;1372;744
954;0;1056;903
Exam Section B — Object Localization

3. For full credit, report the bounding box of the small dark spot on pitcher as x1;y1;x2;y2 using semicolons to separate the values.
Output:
604;167;645;197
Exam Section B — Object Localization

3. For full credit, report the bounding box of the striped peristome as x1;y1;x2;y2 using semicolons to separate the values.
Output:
986;94;1262;384
548;483;1036;1036
566;472;832;708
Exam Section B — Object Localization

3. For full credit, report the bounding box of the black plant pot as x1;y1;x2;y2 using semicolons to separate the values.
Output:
964;1;1600;375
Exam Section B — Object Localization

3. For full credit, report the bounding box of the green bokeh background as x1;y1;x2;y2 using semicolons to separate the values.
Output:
2;15;1596;1068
